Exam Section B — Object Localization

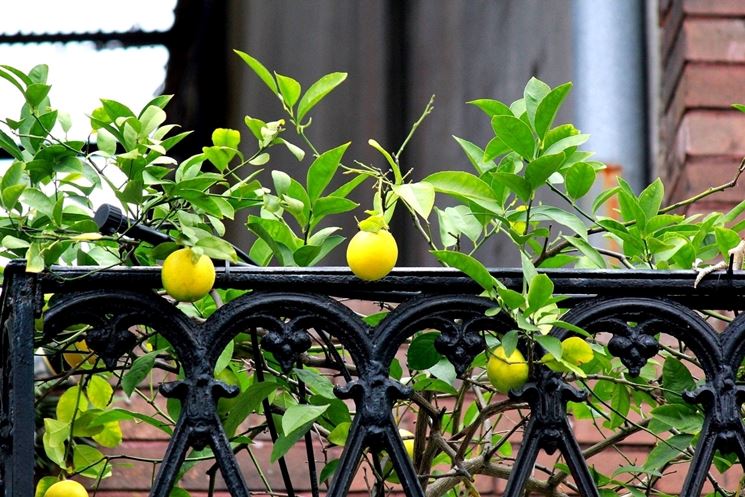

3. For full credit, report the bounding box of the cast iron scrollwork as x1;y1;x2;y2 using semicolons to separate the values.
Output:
8;266;745;497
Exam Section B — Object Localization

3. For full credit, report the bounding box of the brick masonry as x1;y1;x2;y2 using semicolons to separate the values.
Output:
659;0;745;209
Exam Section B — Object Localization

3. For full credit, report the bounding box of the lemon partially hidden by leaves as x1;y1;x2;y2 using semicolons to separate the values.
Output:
62;340;96;369
346;228;398;281
561;337;594;365
400;429;415;459
384;429;416;483
486;345;529;394
161;248;216;302
543;337;594;372
44;480;89;497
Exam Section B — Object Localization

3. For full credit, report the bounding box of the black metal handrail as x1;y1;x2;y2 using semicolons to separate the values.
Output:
2;260;745;497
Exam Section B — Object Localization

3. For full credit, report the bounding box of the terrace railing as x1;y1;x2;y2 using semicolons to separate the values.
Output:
2;260;745;496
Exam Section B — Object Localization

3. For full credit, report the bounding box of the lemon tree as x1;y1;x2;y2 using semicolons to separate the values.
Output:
1;51;744;497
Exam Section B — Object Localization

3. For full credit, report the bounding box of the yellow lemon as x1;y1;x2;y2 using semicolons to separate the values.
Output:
486;345;529;393
510;205;529;235
384;429;416;483
62;340;96;369
560;337;594;366
542;337;594;372
161;248;216;302
399;429;415;459
346;229;398;281
44;480;89;497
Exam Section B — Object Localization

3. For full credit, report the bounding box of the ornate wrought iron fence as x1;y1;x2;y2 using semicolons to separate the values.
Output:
2;260;745;496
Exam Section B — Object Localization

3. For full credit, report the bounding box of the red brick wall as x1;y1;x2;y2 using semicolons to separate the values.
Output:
659;0;745;214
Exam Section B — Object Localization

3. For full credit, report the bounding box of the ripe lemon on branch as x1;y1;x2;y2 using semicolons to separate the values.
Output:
346;215;398;281
44;480;88;497
486;345;529;393
161;247;216;302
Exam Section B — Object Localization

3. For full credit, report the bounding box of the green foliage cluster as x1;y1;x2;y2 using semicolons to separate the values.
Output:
2;52;745;497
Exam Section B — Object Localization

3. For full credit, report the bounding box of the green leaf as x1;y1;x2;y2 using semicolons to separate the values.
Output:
530;205;587;239
73;444;111;479
565;162;596;199
275;72;302;108
307;143;350;202
650;404;703;434
498;287;525;310
662;357;695;404
523;77;551;130
562;235;606;268
234;50;278;94
535;334;562;358
311;196;357;229
643;434;693;472
87;375;113;409
195;235;238;261
35;477;59;497
293;368;336;399
534;82;572;138
592;186;620;214
223;380;279;437
0;128;23;160
527;273;554;312
453;135;496;174
638;178;664;219
408;333;443;370
544;133;590;156
42;418;69;466
90;408;173;435
25;241;44;272
297;72;347;123
121;351;159;396
432;250;498;293
715;226;740;259
282;404;329;436
319;459;341;482
491;115;536;159
278;138;305;161
489;172;532;202
392;182;435;219
424;171;501;214
57;385;88;422
483;136;510;162
467;98;512;118
525;153;565;190
139;105;166;138
327;422;351;446
271;419;315;462
212;128;240;149
368;138;402;185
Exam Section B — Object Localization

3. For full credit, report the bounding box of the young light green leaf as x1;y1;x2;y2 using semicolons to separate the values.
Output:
534;82;572;138
122;351;159;396
527;273;554;312
424;171;501;214
638;177;664;219
297;72;347;123
525;153;565;190
368;138;402;185
275;72;302;108
467;98;512;118
523;77;551;130
234;50;278;94
392;182;435;219
282;404;329;435
562;235;606;268
432;250;498;293
565;162;596;199
544;133;589;156
307;142;350;202
453;135;497;174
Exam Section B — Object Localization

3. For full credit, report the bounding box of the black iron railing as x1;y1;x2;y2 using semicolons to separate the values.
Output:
3;261;745;496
